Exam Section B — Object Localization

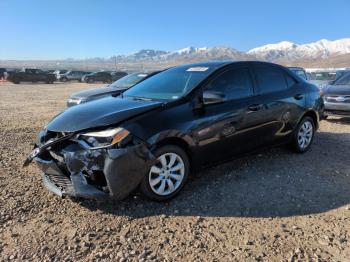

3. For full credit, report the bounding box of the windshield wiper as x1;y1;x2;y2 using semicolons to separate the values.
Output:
128;96;155;101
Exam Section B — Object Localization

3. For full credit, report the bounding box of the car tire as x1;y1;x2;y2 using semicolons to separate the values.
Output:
140;145;190;201
291;116;315;153
87;78;94;83
13;79;20;84
61;77;68;82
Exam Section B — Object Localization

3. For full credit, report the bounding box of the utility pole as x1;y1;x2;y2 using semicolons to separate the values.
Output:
114;56;117;71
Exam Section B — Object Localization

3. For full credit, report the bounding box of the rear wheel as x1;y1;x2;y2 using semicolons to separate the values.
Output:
87;78;94;83
291;116;315;153
140;145;190;201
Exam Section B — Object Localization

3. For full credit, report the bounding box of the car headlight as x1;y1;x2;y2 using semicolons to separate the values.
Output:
79;127;130;148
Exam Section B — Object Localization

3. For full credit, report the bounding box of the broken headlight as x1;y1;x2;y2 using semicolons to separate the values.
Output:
79;127;130;149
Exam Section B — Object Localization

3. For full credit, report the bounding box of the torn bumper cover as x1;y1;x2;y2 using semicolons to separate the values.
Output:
26;137;154;200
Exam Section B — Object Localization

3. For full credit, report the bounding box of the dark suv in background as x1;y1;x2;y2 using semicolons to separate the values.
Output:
7;69;56;84
0;68;6;79
25;61;323;202
82;71;127;83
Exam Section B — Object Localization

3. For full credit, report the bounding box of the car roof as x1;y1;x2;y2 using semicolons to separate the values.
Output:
176;60;287;70
288;67;305;70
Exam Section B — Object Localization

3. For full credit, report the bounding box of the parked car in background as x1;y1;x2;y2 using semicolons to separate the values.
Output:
7;69;56;84
335;69;350;81
53;70;68;79
67;71;160;107
24;61;323;201
82;71;123;83
58;71;90;82
288;67;308;80
0;68;6;79
111;71;128;82
5;68;20;80
308;71;337;89
323;72;350;118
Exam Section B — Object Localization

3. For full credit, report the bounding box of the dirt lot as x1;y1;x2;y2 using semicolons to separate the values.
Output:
1;82;350;262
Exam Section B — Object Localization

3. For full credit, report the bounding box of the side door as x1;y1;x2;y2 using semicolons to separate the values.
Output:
96;72;105;81
70;71;78;80
192;66;270;165
25;69;35;81
251;64;306;145
35;69;46;81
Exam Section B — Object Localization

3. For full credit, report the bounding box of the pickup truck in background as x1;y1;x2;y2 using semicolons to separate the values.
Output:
7;69;56;84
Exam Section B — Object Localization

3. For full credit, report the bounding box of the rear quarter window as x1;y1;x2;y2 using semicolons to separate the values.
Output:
254;66;288;94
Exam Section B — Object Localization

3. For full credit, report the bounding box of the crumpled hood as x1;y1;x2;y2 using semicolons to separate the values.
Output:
47;96;163;132
323;85;350;95
71;86;124;99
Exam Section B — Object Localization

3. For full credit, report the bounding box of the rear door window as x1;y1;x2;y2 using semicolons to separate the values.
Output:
205;67;254;100
285;74;297;88
254;66;288;94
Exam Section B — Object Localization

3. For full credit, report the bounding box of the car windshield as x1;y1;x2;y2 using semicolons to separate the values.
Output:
123;65;216;100
109;73;148;89
333;72;350;85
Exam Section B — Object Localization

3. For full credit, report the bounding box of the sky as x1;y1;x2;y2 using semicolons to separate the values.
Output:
0;0;349;60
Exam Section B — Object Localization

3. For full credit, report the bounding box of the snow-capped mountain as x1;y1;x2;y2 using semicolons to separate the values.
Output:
4;38;350;70
119;46;251;62
119;38;350;64
124;49;168;61
159;46;208;60
248;38;350;61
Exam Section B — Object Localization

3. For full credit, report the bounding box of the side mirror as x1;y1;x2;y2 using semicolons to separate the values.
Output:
203;90;226;105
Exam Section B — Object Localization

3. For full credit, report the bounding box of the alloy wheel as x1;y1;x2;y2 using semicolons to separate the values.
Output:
297;120;313;149
148;153;185;196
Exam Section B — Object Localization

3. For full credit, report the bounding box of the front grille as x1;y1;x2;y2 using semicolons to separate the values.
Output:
46;173;74;195
39;130;72;145
325;95;350;103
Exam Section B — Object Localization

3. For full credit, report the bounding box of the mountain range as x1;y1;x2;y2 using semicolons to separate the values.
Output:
113;38;350;67
1;38;350;70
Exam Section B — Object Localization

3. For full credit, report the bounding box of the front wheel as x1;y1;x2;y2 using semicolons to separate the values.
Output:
140;145;190;201
291;116;315;153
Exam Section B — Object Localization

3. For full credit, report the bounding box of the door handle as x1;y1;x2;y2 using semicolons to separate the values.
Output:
294;94;304;100
248;104;264;111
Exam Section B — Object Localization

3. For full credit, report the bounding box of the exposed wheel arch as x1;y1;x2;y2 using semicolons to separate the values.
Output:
302;110;319;130
153;137;193;171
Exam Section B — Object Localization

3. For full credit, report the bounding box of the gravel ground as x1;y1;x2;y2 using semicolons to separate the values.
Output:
1;82;350;262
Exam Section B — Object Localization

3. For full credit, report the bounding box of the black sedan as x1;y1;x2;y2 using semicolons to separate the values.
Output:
323;72;350;118
67;72;160;107
24;61;323;201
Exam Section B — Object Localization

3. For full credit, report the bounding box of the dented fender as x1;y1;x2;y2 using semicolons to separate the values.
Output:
104;144;154;199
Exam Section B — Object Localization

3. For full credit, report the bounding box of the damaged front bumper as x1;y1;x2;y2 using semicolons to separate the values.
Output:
25;134;154;200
